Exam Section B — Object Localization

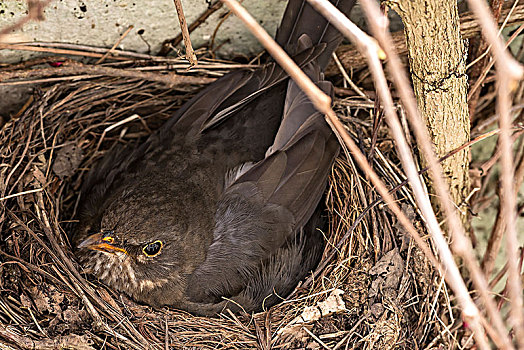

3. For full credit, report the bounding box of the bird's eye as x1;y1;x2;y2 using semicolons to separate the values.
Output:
142;240;163;257
102;236;114;244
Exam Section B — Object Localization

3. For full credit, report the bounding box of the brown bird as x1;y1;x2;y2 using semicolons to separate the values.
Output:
74;0;356;316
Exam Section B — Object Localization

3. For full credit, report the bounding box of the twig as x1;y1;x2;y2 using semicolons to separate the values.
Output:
95;114;141;154
158;0;224;56
346;128;508;244
0;43;130;60
481;131;524;276
0;61;215;87
1;42;163;61
173;0;198;66
466;0;524;347
468;22;524;101
468;0;504;118
96;25;134;65
0;75;100;86
0;188;43;201
331;52;371;102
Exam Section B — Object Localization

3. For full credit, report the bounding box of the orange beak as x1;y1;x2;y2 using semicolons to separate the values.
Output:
77;232;127;255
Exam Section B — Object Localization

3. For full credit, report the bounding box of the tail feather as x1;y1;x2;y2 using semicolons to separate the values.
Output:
275;0;356;69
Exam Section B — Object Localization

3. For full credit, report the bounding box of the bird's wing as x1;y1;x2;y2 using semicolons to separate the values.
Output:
159;45;325;139
75;43;324;244
186;60;339;302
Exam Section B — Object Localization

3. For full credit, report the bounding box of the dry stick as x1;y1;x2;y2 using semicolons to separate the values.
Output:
0;62;215;86
307;1;491;348
469;22;524;100
482;130;524;276
466;0;524;347
218;0;440;287
3;42;166;61
356;0;518;348
332;52;371;101
159;0;224;55
0;74;101;86
466;0;521;72
96;25;134;65
173;0;198;66
1;41;253;67
0;43;133;60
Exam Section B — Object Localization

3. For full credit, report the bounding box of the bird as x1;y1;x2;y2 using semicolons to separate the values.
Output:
73;0;356;316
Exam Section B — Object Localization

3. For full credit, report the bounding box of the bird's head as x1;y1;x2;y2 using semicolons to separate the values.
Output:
76;226;180;300
75;178;215;306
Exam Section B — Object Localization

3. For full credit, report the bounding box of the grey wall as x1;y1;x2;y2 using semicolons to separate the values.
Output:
0;0;288;63
0;0;290;117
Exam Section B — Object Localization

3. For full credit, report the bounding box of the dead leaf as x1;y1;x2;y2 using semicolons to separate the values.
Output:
368;248;404;299
29;286;51;314
53;144;84;178
277;289;347;340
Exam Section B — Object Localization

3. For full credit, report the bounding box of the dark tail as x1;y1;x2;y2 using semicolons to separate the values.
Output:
275;0;356;69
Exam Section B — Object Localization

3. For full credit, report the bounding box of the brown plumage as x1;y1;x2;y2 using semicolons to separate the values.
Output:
73;0;356;316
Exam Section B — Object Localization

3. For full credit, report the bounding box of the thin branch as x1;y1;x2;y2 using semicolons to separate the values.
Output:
468;22;524;101
173;0;198;66
96;25;134;65
0;61;215;87
466;0;524;346
158;0;224;56
468;0;504;118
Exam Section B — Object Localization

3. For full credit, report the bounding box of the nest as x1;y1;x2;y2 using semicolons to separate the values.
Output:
0;55;448;349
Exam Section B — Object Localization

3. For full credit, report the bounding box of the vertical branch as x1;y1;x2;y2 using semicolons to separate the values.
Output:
465;0;524;346
158;1;223;56
173;0;198;66
496;66;524;344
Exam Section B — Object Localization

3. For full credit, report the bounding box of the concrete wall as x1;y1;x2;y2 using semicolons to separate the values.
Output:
0;0;290;117
0;0;288;63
